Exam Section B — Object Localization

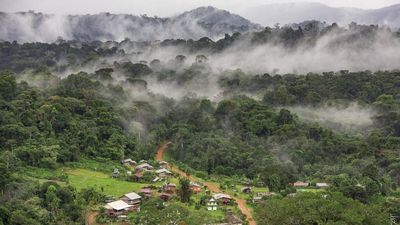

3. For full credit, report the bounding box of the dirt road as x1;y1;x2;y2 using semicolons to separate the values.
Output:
155;142;256;225
86;211;97;225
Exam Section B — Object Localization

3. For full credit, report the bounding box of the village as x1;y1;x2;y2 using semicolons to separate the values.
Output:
99;156;332;225
103;158;244;224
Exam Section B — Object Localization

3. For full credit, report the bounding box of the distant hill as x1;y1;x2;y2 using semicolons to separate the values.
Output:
0;6;262;42
242;2;400;29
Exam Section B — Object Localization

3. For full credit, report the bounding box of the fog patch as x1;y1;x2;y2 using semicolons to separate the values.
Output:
286;103;375;134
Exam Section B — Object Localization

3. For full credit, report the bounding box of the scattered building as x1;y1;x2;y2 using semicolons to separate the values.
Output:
190;182;202;194
136;163;154;172
252;196;263;204
139;188;152;198
316;183;329;188
213;193;232;205
121;158;136;166
257;192;276;197
159;193;172;201
158;161;168;168
241;186;252;194
112;168;120;178
120;192;141;209
207;197;217;211
133;172;143;182
104;200;134;217
155;168;173;178
163;183;177;194
293;181;309;188
152;177;160;182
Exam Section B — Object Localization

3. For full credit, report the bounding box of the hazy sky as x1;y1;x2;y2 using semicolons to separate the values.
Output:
1;0;400;16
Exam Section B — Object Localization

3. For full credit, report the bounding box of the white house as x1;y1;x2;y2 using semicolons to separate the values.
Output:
155;168;173;178
316;183;329;188
207;198;217;211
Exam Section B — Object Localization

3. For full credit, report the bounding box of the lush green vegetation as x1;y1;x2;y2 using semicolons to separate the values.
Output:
1;23;400;224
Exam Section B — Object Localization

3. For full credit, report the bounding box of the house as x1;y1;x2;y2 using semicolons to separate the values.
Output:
139;188;152;198
136;163;154;172
120;192;141;209
133;172;143;182
104;200;134;217
207;197;217;211
287;193;297;197
252;196;263;204
159;193;172;201
293;181;309;188
158;161;168;168
112;168;120;178
316;183;329;188
241;186;252;194
226;212;243;225
121;158;136;166
213;193;232;205
152;177;161;182
163;183;177;194
257;192;276;197
190;182;202;194
155;168;173;178
139;160;147;164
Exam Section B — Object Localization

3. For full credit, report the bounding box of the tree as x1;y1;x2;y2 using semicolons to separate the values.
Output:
178;178;192;203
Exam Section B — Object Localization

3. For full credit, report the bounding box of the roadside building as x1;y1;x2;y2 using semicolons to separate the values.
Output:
213;193;232;205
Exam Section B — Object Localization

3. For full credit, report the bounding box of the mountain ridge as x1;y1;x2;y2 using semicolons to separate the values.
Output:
242;2;400;29
0;6;262;43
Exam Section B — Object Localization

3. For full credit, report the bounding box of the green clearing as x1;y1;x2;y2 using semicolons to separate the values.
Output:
66;168;150;197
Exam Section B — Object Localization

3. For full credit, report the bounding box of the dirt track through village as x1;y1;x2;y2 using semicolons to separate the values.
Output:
155;142;257;225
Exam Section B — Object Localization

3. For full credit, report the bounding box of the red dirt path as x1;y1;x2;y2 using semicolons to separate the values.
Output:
155;142;256;225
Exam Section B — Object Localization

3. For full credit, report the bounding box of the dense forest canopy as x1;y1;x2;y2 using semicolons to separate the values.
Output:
0;20;400;225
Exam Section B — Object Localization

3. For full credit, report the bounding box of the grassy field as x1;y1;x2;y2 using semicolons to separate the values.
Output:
65;168;150;197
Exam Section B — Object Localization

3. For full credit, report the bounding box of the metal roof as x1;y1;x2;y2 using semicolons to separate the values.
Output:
106;200;131;210
124;192;142;200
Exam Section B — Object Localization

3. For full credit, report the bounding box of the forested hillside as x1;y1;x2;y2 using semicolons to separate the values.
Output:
0;21;399;225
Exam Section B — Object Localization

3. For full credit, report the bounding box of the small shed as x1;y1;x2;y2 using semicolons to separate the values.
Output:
293;181;309;188
159;193;172;201
241;186;252;194
316;183;329;188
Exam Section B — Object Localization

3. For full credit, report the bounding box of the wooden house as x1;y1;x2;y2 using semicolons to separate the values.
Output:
163;183;177;194
155;168;173;178
293;181;309;188
104;200;134;217
120;192;141;210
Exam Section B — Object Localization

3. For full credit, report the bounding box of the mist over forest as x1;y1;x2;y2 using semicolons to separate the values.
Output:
0;3;400;225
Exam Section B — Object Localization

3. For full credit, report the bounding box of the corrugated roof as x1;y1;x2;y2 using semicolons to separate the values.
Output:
106;200;130;210
124;192;142;200
213;193;232;200
155;168;172;174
